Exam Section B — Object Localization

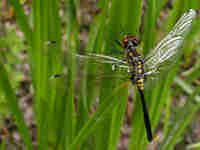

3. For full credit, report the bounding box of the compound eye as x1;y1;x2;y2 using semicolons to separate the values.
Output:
123;38;128;44
122;38;129;48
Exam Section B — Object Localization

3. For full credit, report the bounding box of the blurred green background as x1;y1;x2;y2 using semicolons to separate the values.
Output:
0;0;200;149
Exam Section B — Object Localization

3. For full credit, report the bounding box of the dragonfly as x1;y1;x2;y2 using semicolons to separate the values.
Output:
50;9;196;142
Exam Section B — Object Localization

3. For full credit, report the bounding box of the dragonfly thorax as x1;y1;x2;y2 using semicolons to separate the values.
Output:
122;35;145;90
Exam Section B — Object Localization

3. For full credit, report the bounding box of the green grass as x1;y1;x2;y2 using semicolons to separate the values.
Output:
1;0;200;150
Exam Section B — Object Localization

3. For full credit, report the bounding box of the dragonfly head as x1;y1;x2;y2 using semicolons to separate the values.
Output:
122;35;140;49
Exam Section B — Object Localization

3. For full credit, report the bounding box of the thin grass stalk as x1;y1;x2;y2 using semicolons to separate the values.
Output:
69;83;128;150
124;0;143;35
163;92;171;135
32;0;51;148
0;63;33;150
8;0;32;43
95;0;128;149
63;0;79;149
80;0;108;111
165;0;184;32
142;0;156;56
160;84;200;150
41;1;63;149
155;0;168;18
75;1;109;150
5;1;35;150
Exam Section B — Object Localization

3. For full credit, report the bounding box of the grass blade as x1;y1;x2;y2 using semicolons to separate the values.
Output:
0;63;32;150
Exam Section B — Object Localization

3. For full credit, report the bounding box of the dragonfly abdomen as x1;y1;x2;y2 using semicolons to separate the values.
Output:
135;58;145;91
127;51;153;141
136;77;144;91
127;52;145;91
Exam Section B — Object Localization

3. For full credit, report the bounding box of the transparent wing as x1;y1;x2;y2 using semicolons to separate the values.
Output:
70;52;130;81
85;71;130;82
144;9;196;76
75;52;128;69
50;72;130;82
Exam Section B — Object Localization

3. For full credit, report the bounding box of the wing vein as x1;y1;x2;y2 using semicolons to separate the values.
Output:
144;9;196;76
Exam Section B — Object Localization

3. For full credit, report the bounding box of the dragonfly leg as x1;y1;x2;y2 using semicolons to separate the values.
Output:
110;46;124;55
115;39;123;47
